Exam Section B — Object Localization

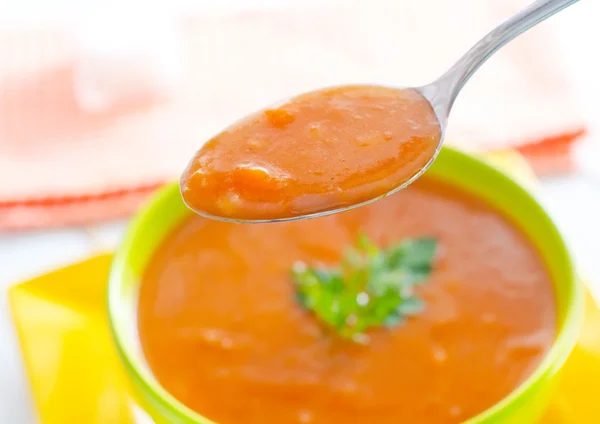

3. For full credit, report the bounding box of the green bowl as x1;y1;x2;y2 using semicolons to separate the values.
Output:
108;147;583;424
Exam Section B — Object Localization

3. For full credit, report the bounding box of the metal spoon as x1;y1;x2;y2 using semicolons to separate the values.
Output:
184;0;581;224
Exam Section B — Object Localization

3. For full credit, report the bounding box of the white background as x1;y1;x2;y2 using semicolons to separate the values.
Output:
1;1;599;422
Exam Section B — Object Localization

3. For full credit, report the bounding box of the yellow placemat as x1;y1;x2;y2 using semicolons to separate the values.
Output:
9;254;135;424
8;151;600;423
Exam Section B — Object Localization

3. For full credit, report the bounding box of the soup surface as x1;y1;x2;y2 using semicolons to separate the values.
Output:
139;178;556;424
180;85;441;221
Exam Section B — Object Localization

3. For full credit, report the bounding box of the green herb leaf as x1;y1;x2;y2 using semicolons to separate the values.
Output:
292;235;438;342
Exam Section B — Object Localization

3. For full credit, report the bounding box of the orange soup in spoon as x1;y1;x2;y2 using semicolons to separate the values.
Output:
181;85;441;222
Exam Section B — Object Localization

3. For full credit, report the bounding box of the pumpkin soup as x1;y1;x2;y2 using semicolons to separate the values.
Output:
180;85;441;221
138;178;556;424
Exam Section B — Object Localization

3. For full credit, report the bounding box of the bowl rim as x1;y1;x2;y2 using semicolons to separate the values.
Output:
107;146;583;423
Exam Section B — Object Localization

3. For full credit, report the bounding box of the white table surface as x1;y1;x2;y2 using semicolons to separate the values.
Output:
1;1;600;422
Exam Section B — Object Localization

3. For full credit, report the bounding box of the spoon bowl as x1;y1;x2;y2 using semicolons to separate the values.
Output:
181;87;443;224
181;85;441;223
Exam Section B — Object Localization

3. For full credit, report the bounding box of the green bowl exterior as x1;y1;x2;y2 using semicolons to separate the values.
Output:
108;147;583;424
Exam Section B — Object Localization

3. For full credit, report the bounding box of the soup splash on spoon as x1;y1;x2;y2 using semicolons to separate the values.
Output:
181;0;580;223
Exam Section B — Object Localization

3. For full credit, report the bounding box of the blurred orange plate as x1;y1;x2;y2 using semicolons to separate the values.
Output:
7;253;600;423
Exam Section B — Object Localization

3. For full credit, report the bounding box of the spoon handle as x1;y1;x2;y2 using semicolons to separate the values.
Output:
422;0;581;121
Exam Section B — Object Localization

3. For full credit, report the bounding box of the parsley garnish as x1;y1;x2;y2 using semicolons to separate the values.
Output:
292;235;437;343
